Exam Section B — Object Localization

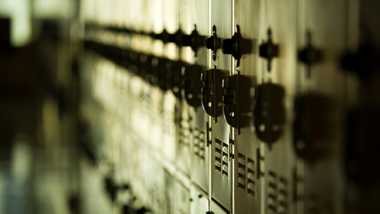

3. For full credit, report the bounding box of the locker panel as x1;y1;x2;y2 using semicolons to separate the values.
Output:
77;1;363;213
174;101;193;176
210;0;233;211
160;0;179;165
188;0;210;193
210;125;231;211
295;1;346;214
257;0;297;213
233;0;262;213
189;107;209;192
234;132;261;214
174;0;195;178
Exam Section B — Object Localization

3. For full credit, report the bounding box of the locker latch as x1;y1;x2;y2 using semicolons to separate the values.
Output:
171;61;187;99
145;56;159;86
155;29;171;44
222;25;253;67
254;82;286;145
202;67;227;118
157;58;173;91
184;64;204;107
188;26;206;53
341;40;379;82
298;31;323;77
293;92;334;163
259;28;279;71
138;54;153;82
173;28;187;47
223;74;255;130
206;25;222;61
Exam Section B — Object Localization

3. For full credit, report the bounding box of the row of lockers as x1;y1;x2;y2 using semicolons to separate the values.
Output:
76;0;378;214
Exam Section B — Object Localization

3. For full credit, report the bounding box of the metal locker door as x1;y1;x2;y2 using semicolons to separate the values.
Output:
256;0;297;213
232;0;261;213
294;0;346;214
159;0;178;165
126;0;150;152
117;0;141;191
174;0;195;178
209;0;233;212
146;0;166;161
188;0;210;196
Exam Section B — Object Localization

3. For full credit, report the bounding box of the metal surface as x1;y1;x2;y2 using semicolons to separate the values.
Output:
77;0;362;213
233;0;261;213
295;1;346;214
209;0;233;212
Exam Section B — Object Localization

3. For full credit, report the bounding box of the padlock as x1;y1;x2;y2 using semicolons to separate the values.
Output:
202;68;227;117
224;74;254;128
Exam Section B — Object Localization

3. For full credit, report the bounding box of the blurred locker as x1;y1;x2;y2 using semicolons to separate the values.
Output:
294;0;347;214
256;0;297;214
232;0;261;213
204;0;234;212
187;0;210;199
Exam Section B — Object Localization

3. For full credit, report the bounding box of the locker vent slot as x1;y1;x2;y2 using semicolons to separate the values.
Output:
214;138;229;176
193;128;206;160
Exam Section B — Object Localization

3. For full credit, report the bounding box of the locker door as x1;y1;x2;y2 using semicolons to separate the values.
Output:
225;0;261;213
174;0;194;179
256;0;297;214
188;0;210;196
159;0;178;165
294;0;347;214
209;0;233;211
232;1;261;213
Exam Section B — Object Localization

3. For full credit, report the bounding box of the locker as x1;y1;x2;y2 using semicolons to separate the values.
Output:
188;0;211;195
209;0;234;211
173;0;194;178
294;0;347;214
256;0;297;213
75;0;367;213
233;0;262;213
